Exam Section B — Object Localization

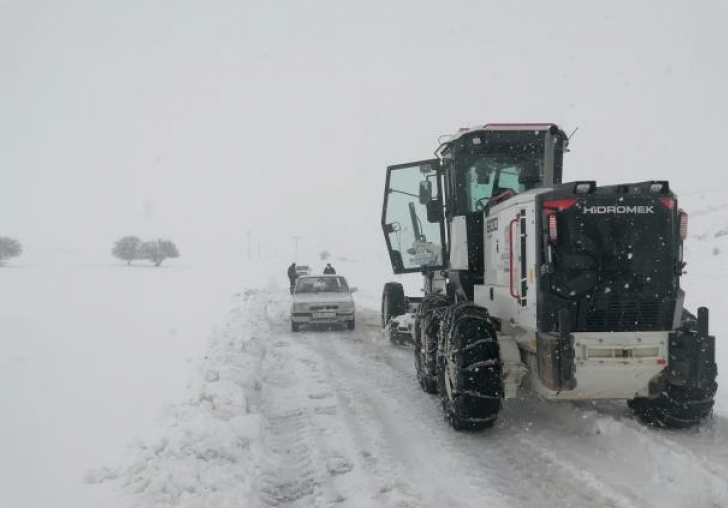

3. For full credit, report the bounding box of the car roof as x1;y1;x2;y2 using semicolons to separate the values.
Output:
298;274;344;279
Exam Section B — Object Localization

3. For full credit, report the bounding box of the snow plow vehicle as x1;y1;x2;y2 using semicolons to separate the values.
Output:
380;123;717;430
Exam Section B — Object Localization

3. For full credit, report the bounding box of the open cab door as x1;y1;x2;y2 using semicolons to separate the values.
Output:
381;159;447;274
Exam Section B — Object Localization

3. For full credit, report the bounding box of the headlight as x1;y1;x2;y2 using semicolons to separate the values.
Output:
339;302;355;312
292;303;307;312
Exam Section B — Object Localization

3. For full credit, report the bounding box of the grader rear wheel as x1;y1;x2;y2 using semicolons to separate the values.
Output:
629;307;717;429
437;303;503;430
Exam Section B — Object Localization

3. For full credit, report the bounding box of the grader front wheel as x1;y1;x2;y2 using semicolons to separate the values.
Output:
381;282;406;328
414;294;450;394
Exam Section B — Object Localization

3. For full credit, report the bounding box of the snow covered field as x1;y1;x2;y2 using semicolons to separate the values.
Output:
2;197;728;508
0;251;282;508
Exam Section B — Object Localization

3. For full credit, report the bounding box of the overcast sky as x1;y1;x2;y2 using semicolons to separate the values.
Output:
1;0;726;261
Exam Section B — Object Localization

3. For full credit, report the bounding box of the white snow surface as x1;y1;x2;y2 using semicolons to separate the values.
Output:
2;199;728;508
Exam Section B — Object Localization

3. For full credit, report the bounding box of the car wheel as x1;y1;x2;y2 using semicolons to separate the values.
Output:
347;319;355;331
291;321;300;332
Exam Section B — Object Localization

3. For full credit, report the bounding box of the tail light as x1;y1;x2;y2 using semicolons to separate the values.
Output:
542;199;575;244
679;209;688;241
659;197;675;209
547;212;558;243
543;198;577;211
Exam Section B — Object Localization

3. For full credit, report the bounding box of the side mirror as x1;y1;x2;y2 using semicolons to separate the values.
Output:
419;180;432;205
426;199;444;223
384;222;401;234
350;287;358;293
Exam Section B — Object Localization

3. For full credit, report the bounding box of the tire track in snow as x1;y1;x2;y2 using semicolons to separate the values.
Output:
256;337;318;508
299;332;435;508
583;399;728;484
317;331;720;508
254;293;390;508
252;291;728;508
491;394;728;507
307;332;637;508
258;408;317;507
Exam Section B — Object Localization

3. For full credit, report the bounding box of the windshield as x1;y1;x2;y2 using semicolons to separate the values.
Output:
295;276;350;293
455;154;543;213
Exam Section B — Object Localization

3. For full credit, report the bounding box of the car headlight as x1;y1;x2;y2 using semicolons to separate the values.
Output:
339;302;355;313
292;303;307;312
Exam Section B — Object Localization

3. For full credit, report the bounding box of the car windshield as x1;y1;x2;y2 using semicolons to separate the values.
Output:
295;276;349;293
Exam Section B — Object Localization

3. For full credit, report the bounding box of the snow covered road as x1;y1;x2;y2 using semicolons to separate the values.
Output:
103;288;728;508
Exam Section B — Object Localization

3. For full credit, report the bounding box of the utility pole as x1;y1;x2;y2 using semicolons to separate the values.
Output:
291;235;303;261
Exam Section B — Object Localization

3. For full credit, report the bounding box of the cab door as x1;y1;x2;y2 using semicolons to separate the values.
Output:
512;203;538;330
480;199;537;330
381;159;446;274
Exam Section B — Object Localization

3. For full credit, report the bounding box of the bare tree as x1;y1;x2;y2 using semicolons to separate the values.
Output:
112;236;142;265
0;237;22;265
139;239;180;267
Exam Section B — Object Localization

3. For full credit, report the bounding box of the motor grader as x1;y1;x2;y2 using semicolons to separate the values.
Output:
380;123;717;430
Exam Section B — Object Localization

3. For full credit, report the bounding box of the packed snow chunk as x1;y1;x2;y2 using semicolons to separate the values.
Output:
326;456;354;476
197;377;249;418
117;411;261;505
590;416;624;437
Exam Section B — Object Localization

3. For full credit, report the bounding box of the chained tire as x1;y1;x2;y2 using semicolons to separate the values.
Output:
414;295;450;394
628;308;717;429
628;384;716;429
437;303;503;430
679;309;698;333
381;282;406;328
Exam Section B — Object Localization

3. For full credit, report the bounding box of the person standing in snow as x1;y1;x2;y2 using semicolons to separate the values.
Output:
323;263;336;274
287;262;298;294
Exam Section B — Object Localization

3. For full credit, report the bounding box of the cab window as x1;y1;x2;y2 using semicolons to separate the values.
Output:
456;156;542;213
465;160;495;213
492;166;523;197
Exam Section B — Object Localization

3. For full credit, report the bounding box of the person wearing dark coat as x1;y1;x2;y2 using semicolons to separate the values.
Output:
323;263;336;274
287;262;298;294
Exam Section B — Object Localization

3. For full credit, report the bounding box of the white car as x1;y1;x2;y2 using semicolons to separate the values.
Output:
291;275;356;332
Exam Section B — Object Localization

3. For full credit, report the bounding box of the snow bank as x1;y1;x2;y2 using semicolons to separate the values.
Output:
88;289;268;508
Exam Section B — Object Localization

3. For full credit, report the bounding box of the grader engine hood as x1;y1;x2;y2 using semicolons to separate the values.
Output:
538;182;684;333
